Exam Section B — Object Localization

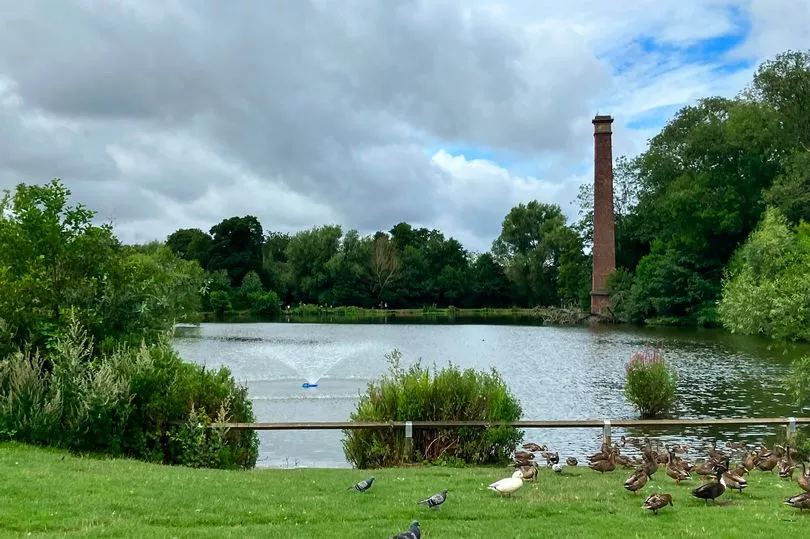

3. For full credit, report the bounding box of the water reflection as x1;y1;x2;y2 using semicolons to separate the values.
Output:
173;322;809;468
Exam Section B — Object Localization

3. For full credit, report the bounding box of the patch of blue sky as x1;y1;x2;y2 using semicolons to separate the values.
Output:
607;5;754;75
625;104;682;131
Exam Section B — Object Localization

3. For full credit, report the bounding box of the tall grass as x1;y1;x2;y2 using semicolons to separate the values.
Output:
0;317;258;469
343;349;523;468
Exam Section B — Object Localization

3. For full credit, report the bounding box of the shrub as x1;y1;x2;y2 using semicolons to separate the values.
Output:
342;349;523;468
0;317;259;469
623;344;678;418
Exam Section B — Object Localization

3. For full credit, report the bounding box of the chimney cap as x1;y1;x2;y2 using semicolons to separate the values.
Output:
592;114;614;123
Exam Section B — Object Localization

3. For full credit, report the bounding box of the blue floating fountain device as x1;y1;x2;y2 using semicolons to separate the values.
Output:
301;382;318;389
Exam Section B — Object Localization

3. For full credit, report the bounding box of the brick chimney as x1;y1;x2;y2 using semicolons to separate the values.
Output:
591;115;616;315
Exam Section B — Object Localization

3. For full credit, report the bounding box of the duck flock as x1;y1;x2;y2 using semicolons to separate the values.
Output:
358;436;810;538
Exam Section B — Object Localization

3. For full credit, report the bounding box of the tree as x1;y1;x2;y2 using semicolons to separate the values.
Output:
370;234;400;301
492;201;588;306
207;215;264;287
165;228;213;268
0;179;205;355
285;225;343;304
718;207;810;341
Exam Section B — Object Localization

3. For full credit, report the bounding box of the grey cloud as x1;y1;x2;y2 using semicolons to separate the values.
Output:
0;0;608;248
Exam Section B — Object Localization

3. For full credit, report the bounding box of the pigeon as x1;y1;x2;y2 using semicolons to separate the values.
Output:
417;489;448;508
389;520;421;539
348;476;375;492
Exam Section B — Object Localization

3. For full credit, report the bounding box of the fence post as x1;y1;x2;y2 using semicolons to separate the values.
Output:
404;421;413;462
603;419;612;448
787;416;797;448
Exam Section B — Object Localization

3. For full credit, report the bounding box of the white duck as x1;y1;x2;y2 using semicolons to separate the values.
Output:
488;470;524;497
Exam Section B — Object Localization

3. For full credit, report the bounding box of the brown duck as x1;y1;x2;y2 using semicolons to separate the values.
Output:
785;491;810;511
588;450;616;473
666;452;691;485
643;492;673;515
624;468;649;495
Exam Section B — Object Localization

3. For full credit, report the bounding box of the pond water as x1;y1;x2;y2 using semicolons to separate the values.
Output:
172;320;809;468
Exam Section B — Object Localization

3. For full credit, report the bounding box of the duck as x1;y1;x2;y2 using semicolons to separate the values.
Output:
513;450;534;461
522;442;547;452
643;492;674;515
742;452;756;471
519;463;538;481
666;452;691;485
778;453;795;479
588;449;616;473
566;457;578;467
691;460;728;504
755;451;779;472
552;463;564;474
488;470;524;497
799;462;810;492
624;468;649;495
723;468;747;493
785;491;810;511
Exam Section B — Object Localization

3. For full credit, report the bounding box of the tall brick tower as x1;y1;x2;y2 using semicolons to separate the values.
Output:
590;115;616;315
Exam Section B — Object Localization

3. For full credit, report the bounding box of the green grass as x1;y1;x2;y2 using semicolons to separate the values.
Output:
1;443;808;538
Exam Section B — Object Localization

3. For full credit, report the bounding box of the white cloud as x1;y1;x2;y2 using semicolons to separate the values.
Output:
0;0;806;253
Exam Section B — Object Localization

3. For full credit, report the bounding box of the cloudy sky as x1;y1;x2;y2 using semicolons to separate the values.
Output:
0;1;807;252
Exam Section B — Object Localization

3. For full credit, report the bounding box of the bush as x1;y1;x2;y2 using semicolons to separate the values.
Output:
342;349;523;468
0;317;259;469
623;344;678;418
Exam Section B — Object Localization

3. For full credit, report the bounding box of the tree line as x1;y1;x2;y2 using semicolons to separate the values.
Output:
164;49;810;336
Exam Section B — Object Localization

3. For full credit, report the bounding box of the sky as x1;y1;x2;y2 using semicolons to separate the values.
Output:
0;1;808;253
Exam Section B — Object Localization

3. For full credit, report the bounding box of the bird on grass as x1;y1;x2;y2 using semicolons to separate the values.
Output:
488;470;524;497
624;468;649;495
348;477;374;492
691;460;728;504
389;520;421;539
417;489;447;509
643;492;673;515
784;491;810;511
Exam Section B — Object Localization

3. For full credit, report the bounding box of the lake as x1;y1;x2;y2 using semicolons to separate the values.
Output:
172;320;809;468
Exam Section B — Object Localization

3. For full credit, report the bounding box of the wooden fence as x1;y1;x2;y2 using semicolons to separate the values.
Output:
211;416;808;450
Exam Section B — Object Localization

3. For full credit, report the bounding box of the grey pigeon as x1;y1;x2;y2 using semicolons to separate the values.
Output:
348;476;375;492
417;489;447;508
389;520;420;539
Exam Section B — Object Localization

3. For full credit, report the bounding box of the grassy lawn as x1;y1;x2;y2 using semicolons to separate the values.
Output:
1;442;807;538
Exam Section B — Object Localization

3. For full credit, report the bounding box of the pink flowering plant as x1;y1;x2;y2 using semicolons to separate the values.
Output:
624;343;678;418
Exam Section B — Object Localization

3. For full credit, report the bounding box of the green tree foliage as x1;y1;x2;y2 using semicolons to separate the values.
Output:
0;180;204;354
165;228;213;268
0;180;258;469
342;349;523;468
207;215;264;287
492;201;590;308
718;207;810;341
596;49;810;327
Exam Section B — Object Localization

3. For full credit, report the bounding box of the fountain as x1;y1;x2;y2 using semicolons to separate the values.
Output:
266;341;373;388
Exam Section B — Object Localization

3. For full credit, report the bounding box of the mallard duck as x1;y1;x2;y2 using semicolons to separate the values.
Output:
587;443;612;462
742;452;756;471
798;462;810;492
544;452;560;466
522;442;547;452
666;452;691;485
643;492;673;515
778;453;796;479
566;457;578;467
624;468;649;495
588;449;616;473
488;470;524;497
519;463;538;481
785;491;810;511
691;461;728;504
756;452;779;472
723;469;747;493
513;458;534;468
642;453;658;478
725;441;746;450
513;450;534;461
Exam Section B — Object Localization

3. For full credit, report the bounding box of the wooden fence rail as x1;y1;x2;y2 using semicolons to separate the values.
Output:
211;416;810;430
